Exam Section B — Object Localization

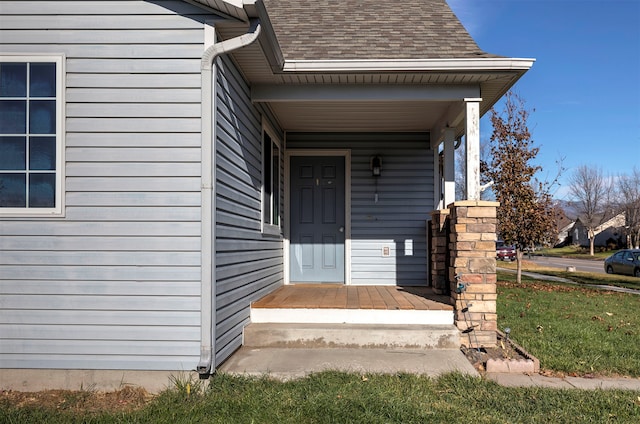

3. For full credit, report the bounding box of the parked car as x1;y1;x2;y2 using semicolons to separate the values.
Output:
604;249;640;277
496;241;516;261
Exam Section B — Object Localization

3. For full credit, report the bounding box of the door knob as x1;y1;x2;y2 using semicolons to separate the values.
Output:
339;227;344;233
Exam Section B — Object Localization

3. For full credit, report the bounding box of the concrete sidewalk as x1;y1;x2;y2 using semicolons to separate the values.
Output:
487;372;640;391
219;347;640;391
498;267;640;295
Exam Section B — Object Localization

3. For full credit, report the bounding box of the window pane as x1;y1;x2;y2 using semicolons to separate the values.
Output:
0;173;26;207
29;173;55;207
0;63;27;97
0;137;26;170
0;100;26;133
30;63;56;97
29;100;56;134
29;136;56;170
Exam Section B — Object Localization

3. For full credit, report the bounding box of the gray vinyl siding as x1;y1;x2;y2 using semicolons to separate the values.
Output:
214;55;284;365
286;133;433;286
0;1;212;370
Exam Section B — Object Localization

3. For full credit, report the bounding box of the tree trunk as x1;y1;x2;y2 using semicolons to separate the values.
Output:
588;228;595;255
516;249;524;284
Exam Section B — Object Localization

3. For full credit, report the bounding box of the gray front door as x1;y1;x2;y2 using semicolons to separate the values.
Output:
290;156;345;283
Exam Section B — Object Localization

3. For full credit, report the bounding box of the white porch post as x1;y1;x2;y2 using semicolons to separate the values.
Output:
443;128;456;207
433;146;442;210
464;98;482;200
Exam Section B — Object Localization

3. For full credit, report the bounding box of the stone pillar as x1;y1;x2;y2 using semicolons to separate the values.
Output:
448;200;498;348
430;208;450;295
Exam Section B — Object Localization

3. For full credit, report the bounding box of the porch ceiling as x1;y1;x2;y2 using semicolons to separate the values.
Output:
265;100;452;132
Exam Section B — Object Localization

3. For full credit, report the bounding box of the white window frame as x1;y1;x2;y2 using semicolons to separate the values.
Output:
0;54;65;216
261;119;282;235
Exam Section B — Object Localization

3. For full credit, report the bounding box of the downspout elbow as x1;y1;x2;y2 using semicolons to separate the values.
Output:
198;18;261;378
201;19;261;71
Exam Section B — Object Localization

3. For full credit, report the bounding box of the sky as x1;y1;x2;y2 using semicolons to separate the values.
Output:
448;0;640;199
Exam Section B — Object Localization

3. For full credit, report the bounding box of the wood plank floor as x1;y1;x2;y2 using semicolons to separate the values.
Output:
252;285;453;311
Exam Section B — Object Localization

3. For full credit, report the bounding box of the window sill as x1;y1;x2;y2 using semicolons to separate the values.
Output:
0;209;64;218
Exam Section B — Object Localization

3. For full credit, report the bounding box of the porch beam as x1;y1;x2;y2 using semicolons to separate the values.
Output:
464;98;482;200
252;84;480;103
429;102;465;149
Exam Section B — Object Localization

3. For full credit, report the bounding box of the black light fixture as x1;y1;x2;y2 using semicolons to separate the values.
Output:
370;155;382;177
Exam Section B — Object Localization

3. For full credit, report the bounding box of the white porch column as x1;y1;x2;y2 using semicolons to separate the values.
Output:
443;128;456;207
464;98;482;200
433;146;442;210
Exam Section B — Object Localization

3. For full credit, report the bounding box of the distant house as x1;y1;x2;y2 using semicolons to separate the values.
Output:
572;213;626;248
0;0;533;385
554;210;575;247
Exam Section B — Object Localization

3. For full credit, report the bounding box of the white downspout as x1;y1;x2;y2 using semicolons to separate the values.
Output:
198;18;262;377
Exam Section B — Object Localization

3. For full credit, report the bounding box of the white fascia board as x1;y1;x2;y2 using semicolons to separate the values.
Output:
282;58;535;73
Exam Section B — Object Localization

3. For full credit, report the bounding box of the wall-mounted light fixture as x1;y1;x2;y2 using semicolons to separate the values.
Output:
370;155;382;177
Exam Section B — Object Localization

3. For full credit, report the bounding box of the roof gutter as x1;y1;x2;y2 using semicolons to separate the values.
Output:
282;57;535;73
197;18;261;377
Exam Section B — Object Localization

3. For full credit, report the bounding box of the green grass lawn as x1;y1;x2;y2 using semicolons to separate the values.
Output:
497;272;640;377
2;372;639;423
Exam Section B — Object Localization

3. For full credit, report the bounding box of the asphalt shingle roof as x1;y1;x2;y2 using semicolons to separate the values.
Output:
263;0;495;60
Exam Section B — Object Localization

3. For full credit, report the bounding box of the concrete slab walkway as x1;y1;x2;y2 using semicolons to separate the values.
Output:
218;347;479;380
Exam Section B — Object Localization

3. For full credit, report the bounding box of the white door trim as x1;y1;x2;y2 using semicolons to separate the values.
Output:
284;149;351;285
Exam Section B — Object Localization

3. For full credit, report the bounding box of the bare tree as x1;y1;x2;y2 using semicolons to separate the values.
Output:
617;167;640;248
568;165;614;255
483;92;557;283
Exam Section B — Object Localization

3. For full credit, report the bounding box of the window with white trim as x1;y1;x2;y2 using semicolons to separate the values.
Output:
0;56;64;215
262;124;281;233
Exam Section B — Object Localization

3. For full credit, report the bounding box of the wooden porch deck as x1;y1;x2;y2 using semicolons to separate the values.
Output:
252;285;453;311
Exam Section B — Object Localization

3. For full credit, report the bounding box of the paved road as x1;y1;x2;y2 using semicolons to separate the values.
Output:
527;255;605;274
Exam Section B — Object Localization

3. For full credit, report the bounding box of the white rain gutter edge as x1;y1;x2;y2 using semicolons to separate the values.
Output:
198;18;261;377
283;58;536;72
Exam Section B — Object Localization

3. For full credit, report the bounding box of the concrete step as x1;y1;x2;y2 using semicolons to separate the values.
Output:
243;323;461;350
